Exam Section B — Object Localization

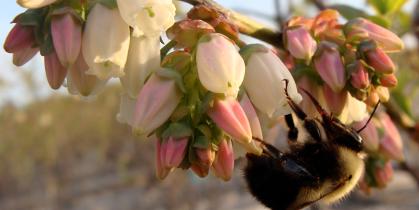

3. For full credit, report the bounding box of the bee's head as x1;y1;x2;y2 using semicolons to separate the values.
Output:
324;118;364;152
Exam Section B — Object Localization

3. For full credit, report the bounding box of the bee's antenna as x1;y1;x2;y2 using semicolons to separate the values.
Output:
298;87;329;118
356;101;380;133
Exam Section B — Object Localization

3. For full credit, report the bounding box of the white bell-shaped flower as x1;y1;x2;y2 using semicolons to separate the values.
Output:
196;33;245;98
117;0;176;37
241;44;302;118
17;0;57;9
120;35;161;99
82;3;130;80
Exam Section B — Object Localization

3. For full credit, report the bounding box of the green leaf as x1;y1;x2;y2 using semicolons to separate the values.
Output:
366;15;390;28
161;122;193;139
156;68;187;93
331;4;367;20
98;0;117;9
368;0;407;15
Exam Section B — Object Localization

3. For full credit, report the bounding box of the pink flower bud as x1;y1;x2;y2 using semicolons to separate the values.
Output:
191;163;209;178
68;52;104;96
240;94;263;140
352;118;379;151
44;51;67;89
379;113;404;161
156;140;172;180
380;74;398;88
160;137;188;168
374;161;393;188
133;74;182;136
345;18;404;52
51;8;82;67
195;148;215;168
12;46;39;66
350;61;370;89
285;27;317;63
365;48;395;74
323;84;347;115
212;139;234;181
207;97;252;144
314;42;346;92
297;76;323;118
4;23;35;53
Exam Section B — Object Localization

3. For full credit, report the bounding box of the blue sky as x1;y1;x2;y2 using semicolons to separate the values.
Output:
0;0;414;107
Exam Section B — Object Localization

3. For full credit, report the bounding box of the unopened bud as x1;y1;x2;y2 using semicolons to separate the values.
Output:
314;42;346;92
212;139;234;181
44;51;67;89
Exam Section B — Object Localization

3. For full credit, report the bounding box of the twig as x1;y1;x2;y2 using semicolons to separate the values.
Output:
179;0;283;47
311;0;327;10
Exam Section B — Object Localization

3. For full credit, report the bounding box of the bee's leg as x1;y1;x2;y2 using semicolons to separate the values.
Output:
253;137;283;159
283;79;322;142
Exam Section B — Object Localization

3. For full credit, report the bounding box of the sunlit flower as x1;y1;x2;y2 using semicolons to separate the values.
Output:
117;0;176;37
196;33;245;97
82;3;130;80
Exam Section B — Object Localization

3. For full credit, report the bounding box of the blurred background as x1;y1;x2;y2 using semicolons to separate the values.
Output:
1;0;419;210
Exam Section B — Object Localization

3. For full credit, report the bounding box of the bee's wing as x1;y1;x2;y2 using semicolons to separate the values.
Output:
280;157;318;184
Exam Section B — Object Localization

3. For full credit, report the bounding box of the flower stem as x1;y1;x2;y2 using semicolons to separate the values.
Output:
178;0;283;48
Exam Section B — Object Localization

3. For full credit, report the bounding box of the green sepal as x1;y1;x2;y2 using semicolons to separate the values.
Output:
193;135;211;149
156;68;187;93
98;0;118;9
239;44;269;64
161;122;193;140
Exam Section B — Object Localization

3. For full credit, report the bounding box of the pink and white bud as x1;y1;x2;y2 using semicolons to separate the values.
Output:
133;74;182;137
67;52;106;97
120;35;160;99
196;33;245;97
345;18;404;52
379;113;404;161
44;51;67;89
350;61;370;89
212;139;234;181
12;46;39;66
51;8;82;67
17;0;57;9
352;118;379;151
314;42;346;92
365;48;395;74
241;44;302;118
207;97;252;144
117;0;176;37
156;140;172;180
160;137;188;168
240;94;263;140
297;76;323;118
4;23;35;53
82;4;130;80
285;27;317;63
374;161;393;188
380;74;398;88
323;84;347;115
195;148;215;168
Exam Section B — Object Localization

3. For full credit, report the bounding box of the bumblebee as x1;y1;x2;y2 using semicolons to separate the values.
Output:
244;81;375;210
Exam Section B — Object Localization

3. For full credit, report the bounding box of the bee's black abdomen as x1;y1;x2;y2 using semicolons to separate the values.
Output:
244;142;343;210
244;154;302;210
